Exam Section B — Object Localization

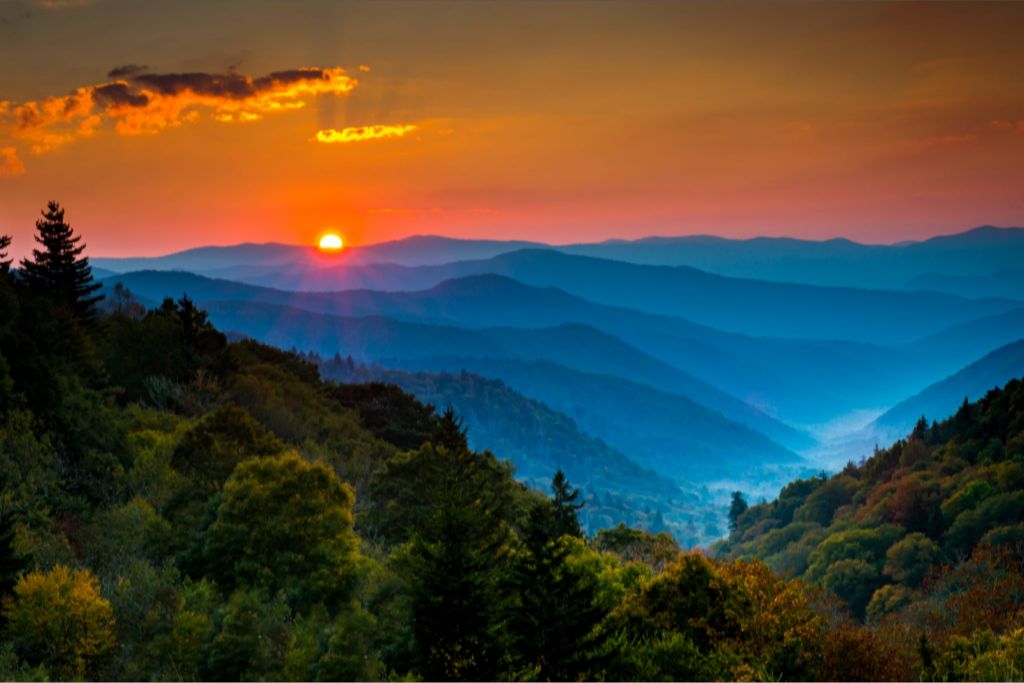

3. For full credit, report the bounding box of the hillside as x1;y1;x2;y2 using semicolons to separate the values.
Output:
378;355;802;485
717;377;1024;624
314;358;720;542
872;341;1024;441
178;298;810;453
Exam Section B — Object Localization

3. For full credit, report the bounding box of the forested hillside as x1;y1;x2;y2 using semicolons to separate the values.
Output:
3;209;1024;681
718;378;1024;642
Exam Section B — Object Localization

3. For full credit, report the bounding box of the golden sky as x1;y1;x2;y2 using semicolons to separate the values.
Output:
1;0;1023;257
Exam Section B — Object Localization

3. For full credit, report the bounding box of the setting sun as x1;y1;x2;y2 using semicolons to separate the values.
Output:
318;233;344;252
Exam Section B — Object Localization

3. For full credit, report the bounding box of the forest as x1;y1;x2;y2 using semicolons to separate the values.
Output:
2;205;1024;681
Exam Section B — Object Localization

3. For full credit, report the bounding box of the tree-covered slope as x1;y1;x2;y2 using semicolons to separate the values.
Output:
315;357;721;542
718;377;1024;624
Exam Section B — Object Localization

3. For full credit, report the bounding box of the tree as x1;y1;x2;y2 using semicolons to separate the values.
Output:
19;202;103;322
551;469;584;538
202;453;360;612
171;404;286;494
729;491;749;533
375;440;516;680
2;565;116;679
433;405;468;452
883;532;941;587
508;500;607;680
0;233;11;272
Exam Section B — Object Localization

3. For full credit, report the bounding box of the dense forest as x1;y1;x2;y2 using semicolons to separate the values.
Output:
2;204;1024;681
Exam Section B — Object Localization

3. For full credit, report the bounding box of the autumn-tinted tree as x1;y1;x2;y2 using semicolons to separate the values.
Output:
2;565;116;679
19;202;103;322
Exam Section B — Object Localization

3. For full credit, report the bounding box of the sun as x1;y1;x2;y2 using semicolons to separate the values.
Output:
318;233;344;252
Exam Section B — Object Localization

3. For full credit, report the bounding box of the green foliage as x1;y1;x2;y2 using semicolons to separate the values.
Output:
171;404;286;494
2;565;115;679
202;452;359;611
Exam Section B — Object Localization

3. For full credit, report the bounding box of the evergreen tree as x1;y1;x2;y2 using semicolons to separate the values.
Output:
0;233;11;272
19;202;103;322
551;469;584;538
728;491;748;533
508;500;607;680
433;404;469;452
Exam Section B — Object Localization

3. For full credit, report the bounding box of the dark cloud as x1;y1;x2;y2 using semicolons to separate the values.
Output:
125;67;332;100
92;82;149;108
107;64;148;78
129;71;256;98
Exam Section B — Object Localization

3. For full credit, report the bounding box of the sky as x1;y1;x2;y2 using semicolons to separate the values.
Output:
1;0;1023;258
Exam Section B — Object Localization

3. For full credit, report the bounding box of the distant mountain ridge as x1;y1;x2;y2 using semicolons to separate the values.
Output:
93;225;1024;298
871;340;1024;441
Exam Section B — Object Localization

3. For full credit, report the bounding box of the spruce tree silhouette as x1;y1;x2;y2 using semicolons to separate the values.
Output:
551;469;584;538
0;233;11;272
19;201;103;322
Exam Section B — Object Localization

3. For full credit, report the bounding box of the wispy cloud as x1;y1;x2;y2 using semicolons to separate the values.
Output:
2;65;358;155
0;147;24;176
315;124;417;144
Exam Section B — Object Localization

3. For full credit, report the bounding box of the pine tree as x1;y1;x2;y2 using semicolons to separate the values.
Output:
508;500;607;680
433;405;469;452
551;469;584;538
0;233;12;272
19;202;103;322
728;490;748;533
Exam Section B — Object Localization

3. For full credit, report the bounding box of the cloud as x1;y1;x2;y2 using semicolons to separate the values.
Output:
1;65;359;154
0;147;25;177
107;64;148;78
315;124;417;144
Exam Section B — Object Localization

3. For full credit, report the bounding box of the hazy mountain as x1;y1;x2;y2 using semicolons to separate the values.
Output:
105;269;1019;426
122;249;1020;344
902;269;1024;301
188;299;802;477
99;272;815;444
871;340;1024;441
377;355;802;485
93;226;1024;299
561;226;1024;295
314;360;714;537
93;235;545;273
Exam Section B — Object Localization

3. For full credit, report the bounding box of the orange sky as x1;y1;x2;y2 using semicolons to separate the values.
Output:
1;0;1023;258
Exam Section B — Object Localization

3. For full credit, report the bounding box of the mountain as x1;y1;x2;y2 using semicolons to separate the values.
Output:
902;269;1024;301
871;340;1024;441
374;355;802;485
104;270;921;424
314;360;718;539
188;300;802;480
560;226;1024;295
94;226;1024;298
107;248;1022;344
100;271;811;445
93;235;545;273
717;376;1024;625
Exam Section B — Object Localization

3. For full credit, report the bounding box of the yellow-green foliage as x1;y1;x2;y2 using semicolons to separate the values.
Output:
2;565;115;679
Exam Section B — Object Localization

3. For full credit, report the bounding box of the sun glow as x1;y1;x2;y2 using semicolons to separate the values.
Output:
318;233;344;252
